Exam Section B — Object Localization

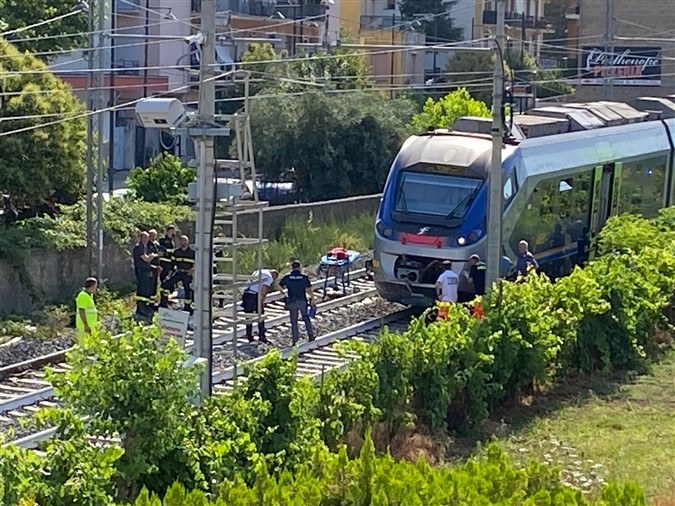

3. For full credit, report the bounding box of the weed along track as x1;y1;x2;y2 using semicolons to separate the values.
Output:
0;272;411;447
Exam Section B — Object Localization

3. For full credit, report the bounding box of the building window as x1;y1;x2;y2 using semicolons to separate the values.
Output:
387;0;396;9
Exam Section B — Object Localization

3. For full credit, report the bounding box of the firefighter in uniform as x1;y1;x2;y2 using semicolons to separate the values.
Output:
159;235;195;313
132;231;157;317
157;225;177;302
148;229;161;304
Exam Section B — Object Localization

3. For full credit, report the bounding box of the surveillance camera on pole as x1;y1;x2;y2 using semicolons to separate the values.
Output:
134;98;190;129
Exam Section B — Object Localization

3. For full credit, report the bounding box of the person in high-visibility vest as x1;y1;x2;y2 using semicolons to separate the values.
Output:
76;277;99;339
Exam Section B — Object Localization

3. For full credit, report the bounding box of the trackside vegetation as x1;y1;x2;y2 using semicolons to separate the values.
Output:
2;209;675;504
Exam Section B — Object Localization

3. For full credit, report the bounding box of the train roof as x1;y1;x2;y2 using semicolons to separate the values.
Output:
397;131;516;177
634;97;675;119
525;106;605;130
513;119;674;184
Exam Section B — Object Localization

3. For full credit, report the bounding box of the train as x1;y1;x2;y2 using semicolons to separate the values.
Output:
373;96;675;306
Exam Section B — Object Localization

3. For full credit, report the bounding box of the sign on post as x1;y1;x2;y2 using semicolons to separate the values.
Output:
580;46;662;86
158;308;190;348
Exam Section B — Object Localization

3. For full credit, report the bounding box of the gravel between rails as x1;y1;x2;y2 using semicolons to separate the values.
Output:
0;257;373;368
212;297;406;370
1;296;406;442
0;337;73;369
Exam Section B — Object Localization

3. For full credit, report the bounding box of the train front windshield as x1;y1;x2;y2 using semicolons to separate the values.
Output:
394;171;482;219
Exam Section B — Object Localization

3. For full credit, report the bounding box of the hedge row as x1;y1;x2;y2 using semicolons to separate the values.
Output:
2;210;674;505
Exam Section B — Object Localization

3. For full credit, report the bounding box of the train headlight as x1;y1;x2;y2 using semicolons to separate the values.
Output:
376;220;393;238
455;229;483;247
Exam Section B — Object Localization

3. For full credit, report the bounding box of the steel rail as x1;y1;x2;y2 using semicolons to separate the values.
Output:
0;280;376;419
0;268;369;380
8;307;414;450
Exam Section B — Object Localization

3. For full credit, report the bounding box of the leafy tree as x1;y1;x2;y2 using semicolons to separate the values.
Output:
506;51;573;99
0;39;86;214
238;41;373;92
407;87;490;134
245;91;414;200
127;153;196;204
443;51;504;104
399;0;463;42
0;0;87;56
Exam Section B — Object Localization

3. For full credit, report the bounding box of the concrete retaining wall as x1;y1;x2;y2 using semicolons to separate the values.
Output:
0;194;381;313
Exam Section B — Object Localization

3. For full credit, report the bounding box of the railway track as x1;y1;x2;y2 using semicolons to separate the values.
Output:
0;271;397;445
8;307;415;449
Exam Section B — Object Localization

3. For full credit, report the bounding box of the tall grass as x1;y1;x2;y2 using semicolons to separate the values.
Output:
225;212;375;275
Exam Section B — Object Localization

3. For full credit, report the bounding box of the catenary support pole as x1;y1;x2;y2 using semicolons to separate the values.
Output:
108;0;116;193
96;0;106;282
194;0;216;399
603;0;615;100
85;0;94;276
485;0;505;291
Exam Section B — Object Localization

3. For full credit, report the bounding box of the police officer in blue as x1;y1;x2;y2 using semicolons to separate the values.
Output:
279;260;316;345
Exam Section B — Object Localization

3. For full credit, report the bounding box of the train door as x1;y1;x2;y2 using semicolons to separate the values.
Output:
588;162;623;260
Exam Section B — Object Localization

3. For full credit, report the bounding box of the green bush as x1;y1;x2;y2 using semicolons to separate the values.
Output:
0;199;193;253
128;440;645;505
127;153;196;205
47;324;200;500
4;210;675;505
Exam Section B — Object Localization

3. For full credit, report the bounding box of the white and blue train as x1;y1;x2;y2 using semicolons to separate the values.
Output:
373;99;675;306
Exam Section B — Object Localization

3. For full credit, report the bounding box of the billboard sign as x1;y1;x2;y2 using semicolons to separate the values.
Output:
580;46;662;86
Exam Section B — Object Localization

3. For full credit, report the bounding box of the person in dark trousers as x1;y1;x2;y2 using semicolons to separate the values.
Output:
241;268;279;343
159;235;195;314
158;225;177;301
516;240;539;276
132;231;157;317
470;255;487;295
279;261;316;345
458;254;480;303
148;229;161;303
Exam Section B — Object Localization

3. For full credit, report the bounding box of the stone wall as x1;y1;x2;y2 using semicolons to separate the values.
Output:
0;194;381;313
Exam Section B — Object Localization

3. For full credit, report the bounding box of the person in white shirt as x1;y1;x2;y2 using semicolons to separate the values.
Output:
242;268;279;343
435;261;459;303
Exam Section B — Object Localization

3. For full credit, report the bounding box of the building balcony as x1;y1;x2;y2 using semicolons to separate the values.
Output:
117;0;141;12
276;2;326;19
482;10;554;31
194;0;307;17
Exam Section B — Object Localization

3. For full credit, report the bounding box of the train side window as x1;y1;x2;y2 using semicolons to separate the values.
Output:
617;156;667;217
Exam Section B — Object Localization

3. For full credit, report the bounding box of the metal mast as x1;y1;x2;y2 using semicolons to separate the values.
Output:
193;0;217;399
485;0;505;291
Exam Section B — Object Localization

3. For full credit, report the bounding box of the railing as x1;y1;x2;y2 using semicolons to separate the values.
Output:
116;0;141;12
482;10;554;30
359;15;397;30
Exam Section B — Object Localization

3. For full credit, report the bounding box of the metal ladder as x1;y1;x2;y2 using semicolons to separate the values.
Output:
210;72;267;381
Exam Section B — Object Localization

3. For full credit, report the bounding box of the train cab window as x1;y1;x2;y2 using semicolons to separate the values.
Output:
617;157;667;217
503;177;514;202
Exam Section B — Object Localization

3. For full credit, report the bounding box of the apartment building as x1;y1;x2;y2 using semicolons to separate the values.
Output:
341;0;425;88
574;0;675;103
53;0;195;170
473;0;554;60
